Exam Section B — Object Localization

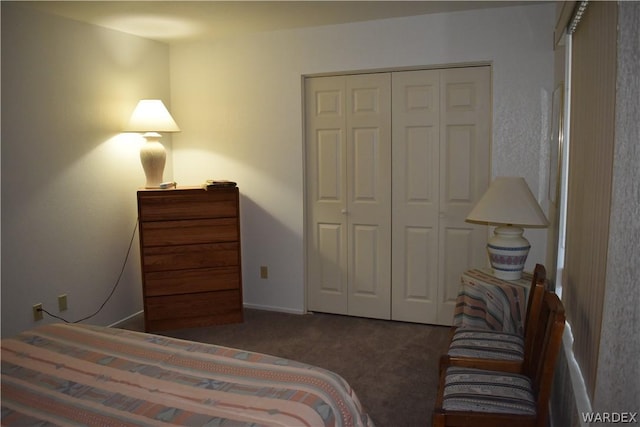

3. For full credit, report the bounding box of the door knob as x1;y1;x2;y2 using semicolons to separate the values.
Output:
341;208;348;215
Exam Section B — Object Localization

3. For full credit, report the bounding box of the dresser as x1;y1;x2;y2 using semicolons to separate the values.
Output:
137;186;243;332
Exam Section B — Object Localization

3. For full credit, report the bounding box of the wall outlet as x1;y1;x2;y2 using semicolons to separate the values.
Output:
33;303;43;321
260;266;268;279
58;294;68;311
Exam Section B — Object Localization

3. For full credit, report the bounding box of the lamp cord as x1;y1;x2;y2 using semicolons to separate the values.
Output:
37;219;139;324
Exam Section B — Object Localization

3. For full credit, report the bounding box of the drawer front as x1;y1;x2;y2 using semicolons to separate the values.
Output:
142;242;239;272
145;290;242;321
141;218;238;246
138;188;238;222
144;266;240;297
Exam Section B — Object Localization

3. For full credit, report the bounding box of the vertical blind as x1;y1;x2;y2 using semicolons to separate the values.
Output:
563;1;617;400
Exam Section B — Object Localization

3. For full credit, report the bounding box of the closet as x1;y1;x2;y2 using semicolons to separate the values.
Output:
305;66;490;325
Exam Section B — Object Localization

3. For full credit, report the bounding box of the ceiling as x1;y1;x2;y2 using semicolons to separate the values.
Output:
21;1;541;44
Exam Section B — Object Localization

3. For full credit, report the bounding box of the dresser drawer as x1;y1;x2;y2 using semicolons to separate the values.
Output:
145;290;242;322
142;242;239;272
138;188;238;222
141;218;238;246
144;266;240;296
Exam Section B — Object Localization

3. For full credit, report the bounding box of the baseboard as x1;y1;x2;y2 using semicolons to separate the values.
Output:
109;310;143;328
108;306;305;329
242;303;306;315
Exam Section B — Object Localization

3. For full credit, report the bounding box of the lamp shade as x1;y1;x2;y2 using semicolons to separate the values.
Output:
125;99;180;133
466;176;549;227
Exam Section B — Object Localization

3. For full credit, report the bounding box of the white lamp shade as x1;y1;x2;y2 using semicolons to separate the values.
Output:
466;176;549;227
125;99;180;133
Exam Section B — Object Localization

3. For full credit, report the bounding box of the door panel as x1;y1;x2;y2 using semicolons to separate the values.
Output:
404;226;435;299
352;225;379;295
317;130;343;200
350;224;386;318
443;228;474;296
445;125;474;200
406;127;435;201
391;69;441;323
346;74;392;319
437;66;491;325
352;128;380;200
306;76;348;314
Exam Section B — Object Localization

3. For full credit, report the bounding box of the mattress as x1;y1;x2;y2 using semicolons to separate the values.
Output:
1;323;374;427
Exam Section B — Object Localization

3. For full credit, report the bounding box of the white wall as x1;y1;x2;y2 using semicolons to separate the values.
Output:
1;4;172;337
170;4;556;314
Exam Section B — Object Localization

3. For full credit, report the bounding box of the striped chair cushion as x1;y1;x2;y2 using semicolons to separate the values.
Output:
442;367;536;415
448;328;525;360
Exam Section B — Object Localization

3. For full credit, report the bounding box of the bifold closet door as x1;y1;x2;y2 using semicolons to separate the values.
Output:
391;67;491;325
305;74;392;320
306;67;489;325
390;69;441;324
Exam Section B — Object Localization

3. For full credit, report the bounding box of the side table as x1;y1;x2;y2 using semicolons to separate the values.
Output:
452;269;532;334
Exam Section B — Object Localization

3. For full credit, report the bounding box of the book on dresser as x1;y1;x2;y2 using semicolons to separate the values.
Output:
137;186;243;332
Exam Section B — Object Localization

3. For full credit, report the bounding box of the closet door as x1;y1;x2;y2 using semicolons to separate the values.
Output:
391;69;441;323
436;67;491;325
305;76;349;314
346;74;392;319
391;67;490;325
306;74;392;319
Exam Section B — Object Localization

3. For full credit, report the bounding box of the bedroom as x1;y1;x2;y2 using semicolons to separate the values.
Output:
1;1;638;426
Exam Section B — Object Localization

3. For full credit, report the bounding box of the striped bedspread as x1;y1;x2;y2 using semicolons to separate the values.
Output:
452;269;531;334
1;323;374;427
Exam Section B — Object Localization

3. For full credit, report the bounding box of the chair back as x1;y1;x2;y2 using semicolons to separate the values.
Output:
522;264;547;357
531;263;547;288
524;264;547;326
523;290;566;422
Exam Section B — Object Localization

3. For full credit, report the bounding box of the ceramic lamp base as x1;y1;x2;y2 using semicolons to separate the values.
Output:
140;132;166;189
487;225;530;280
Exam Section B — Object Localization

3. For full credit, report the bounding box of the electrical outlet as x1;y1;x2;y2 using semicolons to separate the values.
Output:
260;266;268;279
58;294;68;311
33;303;43;321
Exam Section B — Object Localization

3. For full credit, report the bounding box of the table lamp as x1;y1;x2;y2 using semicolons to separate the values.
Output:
125;99;180;188
466;176;549;280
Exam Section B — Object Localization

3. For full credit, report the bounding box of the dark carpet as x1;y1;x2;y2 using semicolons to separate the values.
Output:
118;309;451;427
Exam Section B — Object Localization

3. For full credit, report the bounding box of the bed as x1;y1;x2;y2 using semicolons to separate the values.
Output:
1;323;374;426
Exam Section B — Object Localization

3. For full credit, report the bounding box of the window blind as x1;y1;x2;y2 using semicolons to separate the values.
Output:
563;1;617;400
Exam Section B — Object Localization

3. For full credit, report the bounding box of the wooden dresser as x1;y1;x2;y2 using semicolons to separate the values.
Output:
137;186;243;332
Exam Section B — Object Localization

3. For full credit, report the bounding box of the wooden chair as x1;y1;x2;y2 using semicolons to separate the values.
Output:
444;264;547;373
432;290;566;427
